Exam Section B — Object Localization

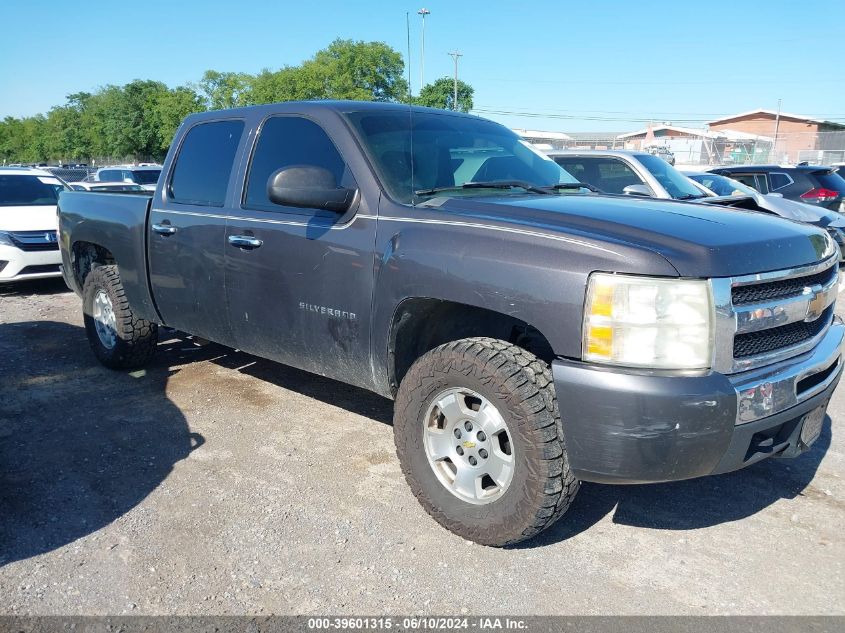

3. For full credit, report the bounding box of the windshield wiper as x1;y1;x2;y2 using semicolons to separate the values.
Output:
414;180;553;196
542;182;601;193
676;193;708;200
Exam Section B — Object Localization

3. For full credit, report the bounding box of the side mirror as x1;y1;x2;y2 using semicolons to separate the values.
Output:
622;184;653;197
267;166;357;213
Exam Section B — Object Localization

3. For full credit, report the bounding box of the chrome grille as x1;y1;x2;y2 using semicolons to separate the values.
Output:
731;266;837;306
711;255;839;374
734;306;833;358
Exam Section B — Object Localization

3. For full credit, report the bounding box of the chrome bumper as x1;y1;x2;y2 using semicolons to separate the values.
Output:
732;319;844;424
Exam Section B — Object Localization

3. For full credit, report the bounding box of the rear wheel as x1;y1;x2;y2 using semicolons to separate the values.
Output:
82;265;158;369
394;337;578;546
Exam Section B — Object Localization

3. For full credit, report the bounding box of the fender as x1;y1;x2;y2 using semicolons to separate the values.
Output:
369;197;680;396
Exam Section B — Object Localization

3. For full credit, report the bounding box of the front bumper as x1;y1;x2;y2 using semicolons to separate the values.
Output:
0;244;62;283
552;321;844;484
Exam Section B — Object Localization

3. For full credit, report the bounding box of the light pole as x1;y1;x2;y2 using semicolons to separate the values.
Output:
448;50;463;111
418;8;430;91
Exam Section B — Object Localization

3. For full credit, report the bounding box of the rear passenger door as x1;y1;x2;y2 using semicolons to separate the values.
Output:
223;114;378;389
147;118;246;347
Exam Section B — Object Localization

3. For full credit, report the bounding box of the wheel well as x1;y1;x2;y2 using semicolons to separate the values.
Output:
71;242;115;289
389;298;555;393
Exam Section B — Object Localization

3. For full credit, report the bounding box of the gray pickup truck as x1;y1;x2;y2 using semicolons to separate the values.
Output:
58;101;843;546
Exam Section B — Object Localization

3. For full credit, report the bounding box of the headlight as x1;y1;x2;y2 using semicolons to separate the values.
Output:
583;273;713;370
0;231;14;247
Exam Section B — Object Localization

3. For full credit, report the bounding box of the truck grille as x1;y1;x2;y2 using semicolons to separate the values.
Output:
732;265;837;305
716;257;840;372
8;230;59;251
734;307;833;358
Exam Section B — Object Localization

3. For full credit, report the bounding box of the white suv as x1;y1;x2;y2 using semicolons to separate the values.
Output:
0;168;68;283
94;165;161;191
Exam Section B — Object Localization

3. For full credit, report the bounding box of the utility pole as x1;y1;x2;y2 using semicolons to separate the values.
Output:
448;50;463;111
773;98;782;162
417;8;430;91
406;12;412;99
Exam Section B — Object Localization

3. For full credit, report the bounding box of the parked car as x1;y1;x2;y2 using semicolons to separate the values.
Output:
94;165;161;191
709;165;845;212
0;167;68;282
645;145;675;165
58;102;843;546
69;182;146;192
548;149;722;200
687;171;845;259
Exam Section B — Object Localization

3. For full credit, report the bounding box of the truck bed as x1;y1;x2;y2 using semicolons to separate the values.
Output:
58;191;159;322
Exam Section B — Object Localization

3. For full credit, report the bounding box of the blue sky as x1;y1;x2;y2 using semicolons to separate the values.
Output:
1;0;843;133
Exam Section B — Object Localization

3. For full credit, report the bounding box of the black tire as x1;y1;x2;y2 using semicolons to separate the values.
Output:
393;337;579;546
82;264;158;369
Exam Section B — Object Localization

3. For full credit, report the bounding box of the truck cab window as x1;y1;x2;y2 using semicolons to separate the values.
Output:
244;116;350;214
168;119;244;207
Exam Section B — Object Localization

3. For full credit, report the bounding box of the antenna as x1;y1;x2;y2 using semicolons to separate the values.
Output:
406;13;416;205
406;12;412;100
448;51;463;111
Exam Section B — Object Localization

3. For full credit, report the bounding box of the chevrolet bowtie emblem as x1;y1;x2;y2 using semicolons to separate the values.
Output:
462;440;476;449
805;287;827;322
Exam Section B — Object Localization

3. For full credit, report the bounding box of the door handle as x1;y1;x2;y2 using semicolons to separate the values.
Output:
152;223;177;235
228;235;263;249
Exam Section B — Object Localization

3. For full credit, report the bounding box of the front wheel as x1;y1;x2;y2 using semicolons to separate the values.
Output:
393;337;578;546
82;265;158;369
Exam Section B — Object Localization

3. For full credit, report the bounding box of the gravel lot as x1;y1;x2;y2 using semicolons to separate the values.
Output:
1;278;843;615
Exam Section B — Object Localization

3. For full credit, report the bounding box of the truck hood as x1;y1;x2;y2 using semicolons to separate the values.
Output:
0;205;59;231
430;194;834;278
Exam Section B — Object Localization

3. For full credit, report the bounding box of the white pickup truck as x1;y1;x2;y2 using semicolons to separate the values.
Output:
0;168;67;283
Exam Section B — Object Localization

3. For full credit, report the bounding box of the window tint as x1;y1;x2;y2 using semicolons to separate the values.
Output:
730;174;767;193
554;157;643;194
99;169;119;181
131;169;160;185
813;171;845;192
169;119;244;207
244;116;348;213
345;111;577;203
0;175;66;206
768;172;792;190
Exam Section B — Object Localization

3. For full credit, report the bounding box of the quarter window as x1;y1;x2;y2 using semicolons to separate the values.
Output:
768;172;793;191
244;116;350;214
169;119;244;207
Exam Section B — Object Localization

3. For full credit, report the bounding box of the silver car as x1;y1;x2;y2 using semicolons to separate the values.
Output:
546;150;708;200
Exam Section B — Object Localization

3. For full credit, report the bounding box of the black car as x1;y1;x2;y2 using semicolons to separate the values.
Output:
709;164;845;212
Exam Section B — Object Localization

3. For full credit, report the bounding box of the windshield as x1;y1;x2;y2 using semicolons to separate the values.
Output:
636;154;703;199
345;110;578;203
687;173;757;197
131;170;161;185
0;175;68;206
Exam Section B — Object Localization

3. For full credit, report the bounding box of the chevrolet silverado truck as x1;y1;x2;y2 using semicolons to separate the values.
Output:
58;102;843;546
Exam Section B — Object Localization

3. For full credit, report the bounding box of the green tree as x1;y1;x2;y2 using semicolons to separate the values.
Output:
243;39;408;105
311;39;408;102
147;86;206;156
198;70;251;110
415;77;474;112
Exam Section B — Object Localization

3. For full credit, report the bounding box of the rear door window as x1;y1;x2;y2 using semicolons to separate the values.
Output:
732;173;769;194
768;172;793;190
169;119;245;207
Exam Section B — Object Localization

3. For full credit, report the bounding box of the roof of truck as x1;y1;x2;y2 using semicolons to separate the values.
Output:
187;100;485;123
